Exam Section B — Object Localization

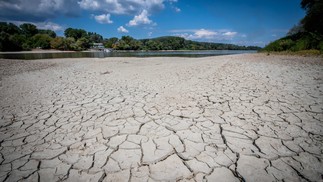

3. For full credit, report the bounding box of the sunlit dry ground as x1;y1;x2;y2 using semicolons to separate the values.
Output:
0;54;322;181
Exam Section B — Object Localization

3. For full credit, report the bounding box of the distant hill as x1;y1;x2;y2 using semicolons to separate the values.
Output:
113;36;261;51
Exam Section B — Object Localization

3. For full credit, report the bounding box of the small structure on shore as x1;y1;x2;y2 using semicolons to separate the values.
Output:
92;43;105;50
91;43;112;52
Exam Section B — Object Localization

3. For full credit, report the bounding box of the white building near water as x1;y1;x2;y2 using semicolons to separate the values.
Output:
92;43;105;50
91;43;111;52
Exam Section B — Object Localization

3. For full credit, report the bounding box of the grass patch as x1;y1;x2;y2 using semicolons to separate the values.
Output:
260;49;323;57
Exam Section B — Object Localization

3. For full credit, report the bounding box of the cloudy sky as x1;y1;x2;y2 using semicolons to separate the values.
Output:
0;0;304;46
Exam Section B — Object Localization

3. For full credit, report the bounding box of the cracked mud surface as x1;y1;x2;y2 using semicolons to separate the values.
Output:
0;54;322;181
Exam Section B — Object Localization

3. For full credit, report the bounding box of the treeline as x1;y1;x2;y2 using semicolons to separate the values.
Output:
0;22;104;51
0;22;260;52
109;36;260;50
262;0;323;52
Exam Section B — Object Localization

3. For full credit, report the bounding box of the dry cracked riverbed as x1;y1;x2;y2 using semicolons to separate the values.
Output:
0;54;322;181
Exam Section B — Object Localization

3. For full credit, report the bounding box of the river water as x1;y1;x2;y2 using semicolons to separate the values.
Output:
0;50;257;60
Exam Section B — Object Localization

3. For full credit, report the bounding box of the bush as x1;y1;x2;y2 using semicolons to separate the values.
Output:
263;31;323;53
0;32;26;51
318;41;323;51
31;34;52;49
73;37;90;51
279;39;295;50
50;37;65;50
262;40;284;52
291;38;310;51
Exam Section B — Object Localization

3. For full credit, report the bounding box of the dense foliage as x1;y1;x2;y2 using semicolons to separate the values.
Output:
0;22;260;52
263;0;323;52
108;36;260;51
0;23;103;51
0;22;58;51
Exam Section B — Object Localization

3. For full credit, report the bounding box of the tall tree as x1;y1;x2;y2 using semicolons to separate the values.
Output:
0;22;21;34
38;29;57;38
31;34;52;49
104;37;118;48
88;32;103;43
64;28;87;40
20;23;38;37
50;37;66;50
301;0;323;35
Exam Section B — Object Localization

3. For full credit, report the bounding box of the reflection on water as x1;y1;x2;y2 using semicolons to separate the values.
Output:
0;50;256;60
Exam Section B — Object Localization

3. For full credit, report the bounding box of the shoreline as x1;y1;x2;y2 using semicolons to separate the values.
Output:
0;50;258;60
0;49;257;54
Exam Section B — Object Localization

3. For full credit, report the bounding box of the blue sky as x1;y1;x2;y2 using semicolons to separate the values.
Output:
0;0;305;47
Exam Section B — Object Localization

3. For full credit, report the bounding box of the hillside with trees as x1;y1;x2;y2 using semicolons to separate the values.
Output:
107;36;260;51
262;0;323;53
0;23;260;52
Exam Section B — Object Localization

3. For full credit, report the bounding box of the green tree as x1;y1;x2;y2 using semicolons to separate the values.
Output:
0;32;8;51
0;22;21;34
287;23;305;36
0;32;26;51
9;34;26;51
65;37;76;50
38;29;56;38
20;23;38;37
262;0;323;52
50;37;66;50
145;40;160;50
115;36;142;50
114;40;128;50
31;34;52;49
301;0;323;35
74;37;90;51
64;28;87;40
88;32;103;43
104;37;118;48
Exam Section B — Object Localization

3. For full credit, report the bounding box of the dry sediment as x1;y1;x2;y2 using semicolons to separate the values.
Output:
0;54;322;181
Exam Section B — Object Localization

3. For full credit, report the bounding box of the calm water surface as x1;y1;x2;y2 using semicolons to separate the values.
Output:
0;50;256;60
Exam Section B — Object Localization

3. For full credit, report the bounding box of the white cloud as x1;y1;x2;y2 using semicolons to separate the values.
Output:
0;0;180;30
93;14;113;24
0;0;169;21
36;21;64;31
127;10;153;26
10;21;64;32
193;29;218;39
78;0;100;10
174;7;181;12
38;0;64;11
172;29;239;41
174;29;218;39
0;0;80;21
168;0;178;3
117;26;129;33
222;31;237;36
78;0;166;15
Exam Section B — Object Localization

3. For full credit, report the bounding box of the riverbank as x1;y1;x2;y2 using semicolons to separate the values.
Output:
0;54;322;181
0;50;256;59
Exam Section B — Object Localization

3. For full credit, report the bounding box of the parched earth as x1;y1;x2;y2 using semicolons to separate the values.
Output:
0;54;322;181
